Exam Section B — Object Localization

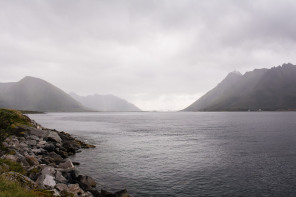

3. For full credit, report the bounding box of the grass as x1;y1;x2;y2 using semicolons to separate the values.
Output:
0;108;33;151
0;108;32;130
0;176;54;197
0;159;26;175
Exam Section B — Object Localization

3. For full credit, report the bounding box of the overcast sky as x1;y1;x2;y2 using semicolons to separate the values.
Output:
1;0;296;111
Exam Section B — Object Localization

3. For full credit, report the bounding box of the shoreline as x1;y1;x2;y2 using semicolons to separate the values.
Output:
0;109;130;197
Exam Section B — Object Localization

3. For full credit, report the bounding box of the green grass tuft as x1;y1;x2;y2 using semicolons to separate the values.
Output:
0;159;26;175
0;176;53;197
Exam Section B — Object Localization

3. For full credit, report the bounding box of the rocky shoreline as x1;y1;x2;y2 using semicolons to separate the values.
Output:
0;109;130;197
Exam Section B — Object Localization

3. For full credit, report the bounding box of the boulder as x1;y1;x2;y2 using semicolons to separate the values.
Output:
62;167;79;183
44;143;55;152
55;170;67;183
26;155;39;166
59;159;74;169
77;175;96;191
114;189;130;197
68;184;84;196
36;166;56;188
47;131;62;144
27;135;40;141
26;127;49;138
27;140;37;146
47;152;63;164
43;174;56;187
55;183;69;192
9;138;20;149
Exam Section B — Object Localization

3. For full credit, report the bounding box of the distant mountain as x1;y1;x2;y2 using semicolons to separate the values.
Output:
183;63;296;111
0;76;89;112
70;92;141;112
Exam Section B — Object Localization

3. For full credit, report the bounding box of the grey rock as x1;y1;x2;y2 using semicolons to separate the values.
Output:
50;189;60;197
26;155;39;166
59;159;74;169
26;127;49;138
77;175;96;191
2;142;9;148
27;140;37;146
68;184;84;195
44;143;55;152
36;166;56;188
28;135;40;141
115;189;130;197
55;170;67;183
48;152;63;164
19;142;28;148
55;183;68;192
9;139;20;149
42;166;55;176
47;131;62;144
32;148;42;155
42;174;56;187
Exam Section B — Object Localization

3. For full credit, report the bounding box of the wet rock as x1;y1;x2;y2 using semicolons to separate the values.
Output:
62;167;79;183
59;159;74;169
114;189;130;197
47;152;63;164
101;189;115;197
68;183;84;196
77;175;96;191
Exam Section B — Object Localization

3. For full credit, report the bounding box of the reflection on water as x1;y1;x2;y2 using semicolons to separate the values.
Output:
29;112;296;196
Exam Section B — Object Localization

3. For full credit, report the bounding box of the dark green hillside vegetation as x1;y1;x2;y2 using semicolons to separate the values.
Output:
0;109;32;150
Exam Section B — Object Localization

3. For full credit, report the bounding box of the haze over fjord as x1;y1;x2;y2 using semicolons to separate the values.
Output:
1;0;296;111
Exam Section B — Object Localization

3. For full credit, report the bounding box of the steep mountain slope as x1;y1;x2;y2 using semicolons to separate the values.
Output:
70;93;141;112
183;63;296;111
0;76;89;112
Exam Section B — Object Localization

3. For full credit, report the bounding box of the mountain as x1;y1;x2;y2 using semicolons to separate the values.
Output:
0;76;89;112
183;63;296;111
70;92;141;112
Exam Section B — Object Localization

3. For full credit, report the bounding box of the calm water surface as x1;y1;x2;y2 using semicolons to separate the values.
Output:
29;112;296;196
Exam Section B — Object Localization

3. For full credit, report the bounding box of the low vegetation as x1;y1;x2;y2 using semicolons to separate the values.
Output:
0;108;32;150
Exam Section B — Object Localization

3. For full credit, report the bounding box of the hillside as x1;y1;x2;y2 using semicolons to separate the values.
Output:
0;76;89;112
70;93;141;112
183;63;296;111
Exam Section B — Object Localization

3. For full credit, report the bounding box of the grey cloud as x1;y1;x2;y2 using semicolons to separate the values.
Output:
1;0;296;110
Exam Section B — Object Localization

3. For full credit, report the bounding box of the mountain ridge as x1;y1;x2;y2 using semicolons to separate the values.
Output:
70;92;141;112
183;63;296;111
0;76;90;112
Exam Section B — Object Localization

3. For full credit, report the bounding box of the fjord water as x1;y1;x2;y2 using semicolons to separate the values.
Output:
29;112;296;196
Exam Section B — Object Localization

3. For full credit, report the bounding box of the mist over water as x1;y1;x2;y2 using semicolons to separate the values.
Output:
29;112;296;196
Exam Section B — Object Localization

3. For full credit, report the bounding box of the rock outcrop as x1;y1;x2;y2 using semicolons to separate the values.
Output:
0;109;131;197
